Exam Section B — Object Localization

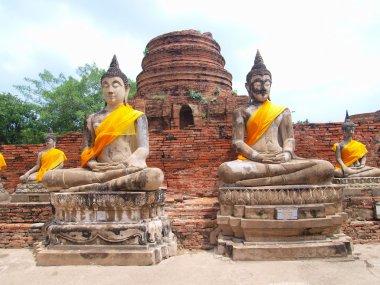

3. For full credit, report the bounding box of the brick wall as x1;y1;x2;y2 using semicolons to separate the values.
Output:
0;110;378;248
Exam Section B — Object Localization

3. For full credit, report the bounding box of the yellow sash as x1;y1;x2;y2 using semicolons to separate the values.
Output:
332;140;368;168
81;104;143;167
36;148;67;182
0;152;6;170
238;100;286;160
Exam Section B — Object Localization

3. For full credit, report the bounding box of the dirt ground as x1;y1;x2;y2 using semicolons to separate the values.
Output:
1;243;380;285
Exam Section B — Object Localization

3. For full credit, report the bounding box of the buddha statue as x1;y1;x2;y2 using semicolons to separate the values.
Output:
20;130;67;184
42;55;164;192
0;151;6;172
332;111;380;178
218;50;334;186
0;151;9;201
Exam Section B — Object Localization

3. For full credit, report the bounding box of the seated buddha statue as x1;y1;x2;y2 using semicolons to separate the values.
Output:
332;111;380;178
218;50;334;187
20;130;67;183
42;55;164;192
0;151;6;172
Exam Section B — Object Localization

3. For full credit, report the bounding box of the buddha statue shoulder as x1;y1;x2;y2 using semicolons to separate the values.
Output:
332;111;380;178
218;50;334;186
42;55;164;192
19;130;66;184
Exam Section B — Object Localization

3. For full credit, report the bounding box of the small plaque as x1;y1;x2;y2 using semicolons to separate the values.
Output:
276;208;298;220
29;196;40;202
375;204;380;220
96;211;107;221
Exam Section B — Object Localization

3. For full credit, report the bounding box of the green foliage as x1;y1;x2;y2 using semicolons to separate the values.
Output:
232;89;238;96
152;93;167;100
143;47;149;56
14;63;105;136
296;119;310;124
188;90;204;101
214;87;221;96
0;93;43;144
2;63;139;144
128;79;137;99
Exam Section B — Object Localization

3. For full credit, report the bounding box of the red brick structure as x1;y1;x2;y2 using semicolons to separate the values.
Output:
1;110;379;248
136;30;233;131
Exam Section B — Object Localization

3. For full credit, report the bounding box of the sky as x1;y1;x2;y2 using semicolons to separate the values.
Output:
0;0;379;123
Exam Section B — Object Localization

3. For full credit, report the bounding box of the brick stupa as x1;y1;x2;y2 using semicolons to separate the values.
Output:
136;30;236;131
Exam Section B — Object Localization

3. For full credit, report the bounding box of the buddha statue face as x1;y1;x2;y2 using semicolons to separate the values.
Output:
101;76;130;107
246;74;272;103
343;125;355;138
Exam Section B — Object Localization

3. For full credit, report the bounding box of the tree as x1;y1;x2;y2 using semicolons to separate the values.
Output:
15;63;105;135
4;63;138;143
0;93;43;144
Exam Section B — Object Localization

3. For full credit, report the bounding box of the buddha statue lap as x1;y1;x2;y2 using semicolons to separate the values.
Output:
42;55;164;192
218;51;334;187
332;111;380;178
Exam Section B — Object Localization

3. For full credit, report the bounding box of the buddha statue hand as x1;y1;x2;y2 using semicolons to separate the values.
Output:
87;161;126;172
20;174;29;183
256;151;291;164
342;166;359;177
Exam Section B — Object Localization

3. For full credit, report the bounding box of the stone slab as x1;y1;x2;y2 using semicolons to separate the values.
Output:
218;234;353;260
11;193;50;203
34;241;177;266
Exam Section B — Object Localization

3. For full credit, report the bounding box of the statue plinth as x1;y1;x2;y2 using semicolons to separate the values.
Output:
35;189;177;266
333;177;380;197
217;185;352;260
11;183;50;203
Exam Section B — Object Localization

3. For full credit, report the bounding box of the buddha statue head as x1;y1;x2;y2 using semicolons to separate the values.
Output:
245;50;272;104
44;128;56;148
342;110;355;138
101;55;130;107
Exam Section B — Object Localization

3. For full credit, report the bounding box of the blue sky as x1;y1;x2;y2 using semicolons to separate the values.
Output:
1;0;379;122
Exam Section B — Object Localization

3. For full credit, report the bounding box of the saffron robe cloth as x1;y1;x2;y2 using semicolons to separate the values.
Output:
238;100;286;160
0;152;6;170
81;104;143;167
332;140;368;169
36;148;67;182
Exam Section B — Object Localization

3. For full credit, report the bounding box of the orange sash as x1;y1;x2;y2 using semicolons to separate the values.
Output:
81;104;143;167
332;140;367;168
36;148;67;182
238;100;286;160
0;152;6;170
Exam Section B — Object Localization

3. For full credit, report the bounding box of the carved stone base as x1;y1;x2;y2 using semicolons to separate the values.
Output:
35;189;177;266
11;182;50;203
217;185;352;260
333;177;380;197
217;234;352;260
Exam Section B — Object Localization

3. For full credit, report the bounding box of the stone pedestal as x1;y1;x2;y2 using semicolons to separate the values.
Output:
0;183;10;202
333;177;380;197
217;185;352;260
35;189;177;266
11;183;50;203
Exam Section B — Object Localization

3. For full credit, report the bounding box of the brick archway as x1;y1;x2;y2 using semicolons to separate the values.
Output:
179;105;194;129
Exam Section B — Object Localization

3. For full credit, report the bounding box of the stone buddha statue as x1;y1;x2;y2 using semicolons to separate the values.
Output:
0;150;9;201
332;111;380;178
20;130;67;184
218;50;334;186
42;55;164;192
0;151;6;172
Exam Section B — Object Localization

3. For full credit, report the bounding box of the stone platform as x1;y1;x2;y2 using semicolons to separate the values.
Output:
333;177;380;197
217;185;352;260
35;189;177;266
11;183;50;203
